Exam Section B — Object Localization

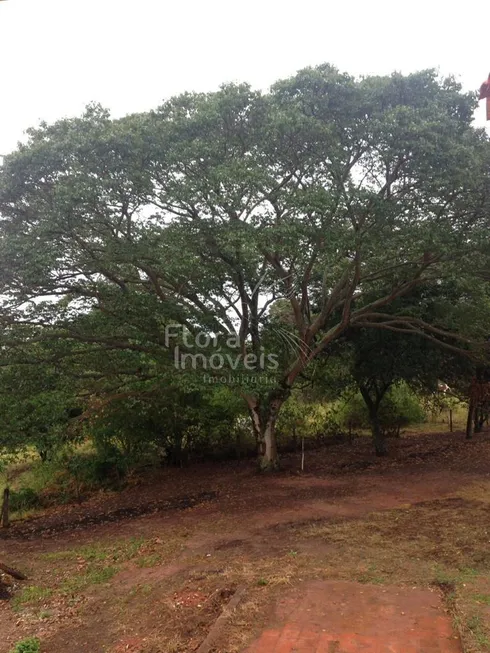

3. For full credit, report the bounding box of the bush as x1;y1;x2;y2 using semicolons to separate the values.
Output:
9;488;42;513
87;386;246;467
4;446;130;509
276;396;348;449
9;638;40;653
60;448;128;498
386;383;426;433
316;403;350;443
339;383;425;436
338;393;370;432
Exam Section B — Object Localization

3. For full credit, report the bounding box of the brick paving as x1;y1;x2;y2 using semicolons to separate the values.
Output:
245;581;461;652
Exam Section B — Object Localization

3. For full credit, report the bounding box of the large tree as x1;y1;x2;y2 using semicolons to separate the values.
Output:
0;66;489;469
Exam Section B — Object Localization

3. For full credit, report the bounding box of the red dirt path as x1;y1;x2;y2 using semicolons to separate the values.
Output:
246;581;461;652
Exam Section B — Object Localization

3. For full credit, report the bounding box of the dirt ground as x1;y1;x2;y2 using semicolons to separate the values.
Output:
1;430;490;653
245;580;461;652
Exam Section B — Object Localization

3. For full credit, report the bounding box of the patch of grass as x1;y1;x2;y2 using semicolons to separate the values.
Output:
20;533;186;619
38;609;52;619
474;594;490;606
43;544;108;563
12;457;62;495
141;634;187;653
127;584;153;599
114;536;147;561
466;614;490;649
41;550;80;562
433;565;479;588
8;637;41;653
73;544;109;562
357;564;386;585
136;554;162;568
451;573;490;653
61;564;118;593
408;402;468;434
8;488;42;514
12;585;53;609
42;536;146;564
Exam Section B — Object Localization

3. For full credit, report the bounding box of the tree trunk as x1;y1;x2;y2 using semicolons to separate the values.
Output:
370;412;387;456
248;390;289;471
257;417;279;471
475;407;485;433
359;386;388;457
466;399;476;440
1;488;9;529
250;409;279;471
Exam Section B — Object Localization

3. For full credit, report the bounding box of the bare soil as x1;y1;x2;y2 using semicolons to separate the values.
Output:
1;430;490;652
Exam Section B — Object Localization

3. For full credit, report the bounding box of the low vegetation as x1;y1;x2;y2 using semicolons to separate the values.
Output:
8;639;40;653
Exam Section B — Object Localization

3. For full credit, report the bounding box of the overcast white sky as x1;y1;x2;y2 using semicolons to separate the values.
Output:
0;0;488;155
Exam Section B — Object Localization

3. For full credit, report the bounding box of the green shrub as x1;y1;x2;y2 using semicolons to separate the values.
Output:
69;447;127;485
60;448;128;498
386;383;426;432
339;383;425;436
277;396;339;438
87;385;245;466
9;637;40;653
9;488;42;513
13;457;63;496
317;403;349;442
4;444;130;509
338;393;370;431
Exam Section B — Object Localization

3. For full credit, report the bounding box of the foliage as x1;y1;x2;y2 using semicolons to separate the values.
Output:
0;351;82;462
339;383;426;436
335;282;490;454
8;638;40;653
2;448;127;506
276;394;348;444
86;383;246;465
1;384;248;504
276;395;324;441
8;487;42;513
0;65;489;468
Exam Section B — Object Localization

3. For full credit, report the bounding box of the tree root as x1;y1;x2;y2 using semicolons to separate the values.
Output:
0;562;27;580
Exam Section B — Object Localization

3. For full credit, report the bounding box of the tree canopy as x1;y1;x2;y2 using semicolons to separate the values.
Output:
1;64;489;468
